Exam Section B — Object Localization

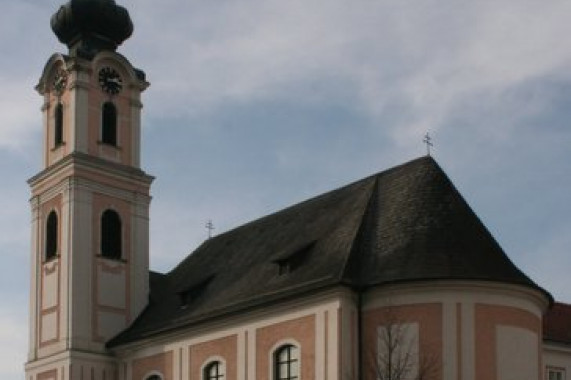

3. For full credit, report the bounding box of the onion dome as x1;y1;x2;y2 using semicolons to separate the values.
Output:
51;0;133;58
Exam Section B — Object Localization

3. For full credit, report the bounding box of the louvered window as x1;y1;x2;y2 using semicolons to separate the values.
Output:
45;211;58;260
101;209;122;259
102;102;117;146
54;103;64;146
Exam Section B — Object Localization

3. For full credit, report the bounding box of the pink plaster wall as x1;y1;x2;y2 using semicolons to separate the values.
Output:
256;315;316;380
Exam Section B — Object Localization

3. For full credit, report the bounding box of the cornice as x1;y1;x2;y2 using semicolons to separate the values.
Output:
362;279;551;313
28;152;154;189
109;283;351;354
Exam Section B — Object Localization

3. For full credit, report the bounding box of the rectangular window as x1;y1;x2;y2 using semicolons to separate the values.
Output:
547;367;565;380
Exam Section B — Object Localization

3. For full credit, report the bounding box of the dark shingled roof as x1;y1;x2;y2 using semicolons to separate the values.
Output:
108;156;549;347
544;302;571;345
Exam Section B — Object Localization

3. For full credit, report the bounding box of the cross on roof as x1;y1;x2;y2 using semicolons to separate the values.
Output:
423;132;433;156
205;220;215;239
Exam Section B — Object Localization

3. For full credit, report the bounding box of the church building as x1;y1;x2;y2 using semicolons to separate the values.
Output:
25;1;571;380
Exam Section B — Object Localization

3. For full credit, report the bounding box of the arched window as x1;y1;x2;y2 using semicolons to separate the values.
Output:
145;375;162;380
101;209;121;259
203;361;224;380
101;102;117;146
274;345;299;380
45;211;58;260
54;103;64;146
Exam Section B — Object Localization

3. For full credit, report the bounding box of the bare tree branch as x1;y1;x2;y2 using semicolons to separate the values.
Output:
358;305;440;380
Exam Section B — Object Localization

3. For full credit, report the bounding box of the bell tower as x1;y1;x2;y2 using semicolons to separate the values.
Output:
26;1;152;379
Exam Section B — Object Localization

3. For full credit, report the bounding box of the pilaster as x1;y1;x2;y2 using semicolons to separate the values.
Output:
68;58;92;154
28;197;41;361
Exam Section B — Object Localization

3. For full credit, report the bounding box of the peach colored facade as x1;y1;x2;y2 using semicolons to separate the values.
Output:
475;304;542;380
133;352;174;380
101;282;548;380
256;316;316;380
362;303;443;380
189;336;238;380
114;291;342;380
358;282;548;380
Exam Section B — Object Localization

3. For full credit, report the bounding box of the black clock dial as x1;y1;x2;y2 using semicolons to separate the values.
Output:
98;67;123;95
52;69;68;94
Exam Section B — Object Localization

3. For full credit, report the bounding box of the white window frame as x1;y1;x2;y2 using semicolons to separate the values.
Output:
201;355;226;380
270;339;302;380
547;367;565;380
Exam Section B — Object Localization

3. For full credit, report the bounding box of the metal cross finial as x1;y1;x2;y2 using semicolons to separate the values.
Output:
205;220;215;239
423;132;433;156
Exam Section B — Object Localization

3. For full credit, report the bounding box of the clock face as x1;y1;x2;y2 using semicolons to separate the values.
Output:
52;69;68;95
98;67;123;95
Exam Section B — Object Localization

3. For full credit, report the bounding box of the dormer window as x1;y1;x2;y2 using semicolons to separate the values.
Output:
272;241;315;276
277;260;291;276
178;275;215;309
101;102;117;146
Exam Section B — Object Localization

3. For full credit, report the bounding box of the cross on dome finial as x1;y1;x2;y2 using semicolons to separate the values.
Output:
51;0;133;59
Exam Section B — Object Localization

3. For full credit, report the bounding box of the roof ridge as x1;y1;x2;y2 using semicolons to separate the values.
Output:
339;175;381;287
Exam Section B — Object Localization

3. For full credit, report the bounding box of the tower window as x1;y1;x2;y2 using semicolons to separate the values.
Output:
45;211;58;261
101;209;122;260
274;345;299;380
54;103;64;146
101;102;117;146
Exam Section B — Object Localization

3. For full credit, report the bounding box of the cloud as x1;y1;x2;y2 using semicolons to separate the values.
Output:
0;311;27;378
521;224;571;302
106;0;571;188
0;2;59;152
7;0;571;152
0;80;39;151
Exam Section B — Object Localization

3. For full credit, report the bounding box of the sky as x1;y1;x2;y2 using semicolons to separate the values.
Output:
1;0;571;377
